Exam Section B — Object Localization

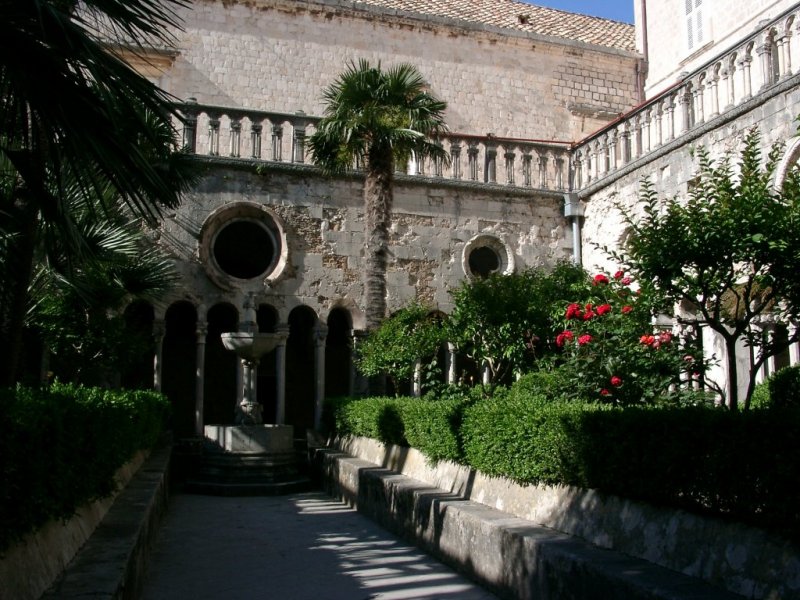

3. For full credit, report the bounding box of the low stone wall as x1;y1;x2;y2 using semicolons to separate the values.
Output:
324;436;799;600
0;450;149;600
41;444;171;599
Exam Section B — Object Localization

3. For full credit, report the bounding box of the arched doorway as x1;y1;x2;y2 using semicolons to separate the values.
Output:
325;308;352;398
286;305;317;436
162;302;197;438
205;303;239;425
121;300;155;390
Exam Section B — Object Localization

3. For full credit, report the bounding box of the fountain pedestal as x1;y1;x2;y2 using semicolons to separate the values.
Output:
221;331;286;425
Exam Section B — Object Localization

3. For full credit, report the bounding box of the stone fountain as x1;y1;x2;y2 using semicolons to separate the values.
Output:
189;295;305;494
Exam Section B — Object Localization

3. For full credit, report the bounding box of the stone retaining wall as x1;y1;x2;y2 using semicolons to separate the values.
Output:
322;435;799;599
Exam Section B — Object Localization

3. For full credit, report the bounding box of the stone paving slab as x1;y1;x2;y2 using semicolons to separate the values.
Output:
141;492;497;600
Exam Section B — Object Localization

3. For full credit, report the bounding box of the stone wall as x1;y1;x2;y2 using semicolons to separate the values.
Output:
159;0;639;141
638;0;797;97
158;161;570;324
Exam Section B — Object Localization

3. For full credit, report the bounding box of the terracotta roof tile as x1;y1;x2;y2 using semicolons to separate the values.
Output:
350;0;636;52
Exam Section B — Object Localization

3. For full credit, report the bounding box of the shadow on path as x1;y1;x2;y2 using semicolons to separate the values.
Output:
142;491;496;600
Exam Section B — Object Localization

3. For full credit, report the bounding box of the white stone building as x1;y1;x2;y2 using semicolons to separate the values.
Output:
120;0;800;436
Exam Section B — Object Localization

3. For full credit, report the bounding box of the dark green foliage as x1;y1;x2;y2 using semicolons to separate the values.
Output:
616;129;800;409
447;261;589;384
328;381;800;538
0;383;170;550
356;304;446;394
767;365;800;409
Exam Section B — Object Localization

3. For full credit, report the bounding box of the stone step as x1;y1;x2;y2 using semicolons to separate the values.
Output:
184;477;312;497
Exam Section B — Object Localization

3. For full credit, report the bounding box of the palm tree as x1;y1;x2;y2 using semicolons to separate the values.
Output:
0;0;191;384
309;60;449;332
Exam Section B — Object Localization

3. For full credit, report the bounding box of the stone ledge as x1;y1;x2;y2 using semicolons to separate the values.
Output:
40;443;171;600
0;450;149;600
320;436;800;599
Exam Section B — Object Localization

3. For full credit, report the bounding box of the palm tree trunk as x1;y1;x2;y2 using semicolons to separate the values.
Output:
363;151;393;331
0;193;39;386
363;150;393;395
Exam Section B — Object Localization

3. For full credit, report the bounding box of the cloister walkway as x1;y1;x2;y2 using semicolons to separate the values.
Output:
141;491;497;600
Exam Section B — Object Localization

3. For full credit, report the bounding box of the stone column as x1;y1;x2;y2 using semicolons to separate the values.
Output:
778;33;792;78
207;114;220;156
229;118;241;157
522;151;533;187
789;325;800;366
271;123;283;161
250;122;263;159
152;319;165;392
467;142;479;181
757;41;772;89
680;89;692;133
446;343;457;385
707;71;720;118
739;54;753;100
181;98;198;153
484;138;497;183
504;150;516;185
412;359;422;397
275;325;290;425
292;114;306;163
481;362;491;386
450;140;462;180
195;322;208;437
313;324;328;430
664;95;675;141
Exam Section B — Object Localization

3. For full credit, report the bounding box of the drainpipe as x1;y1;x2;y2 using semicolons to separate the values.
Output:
564;192;584;266
637;0;649;102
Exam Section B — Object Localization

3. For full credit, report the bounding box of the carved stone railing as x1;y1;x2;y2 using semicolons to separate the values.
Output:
174;100;571;192
571;4;800;189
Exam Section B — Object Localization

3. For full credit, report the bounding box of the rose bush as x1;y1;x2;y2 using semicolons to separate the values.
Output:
550;270;703;405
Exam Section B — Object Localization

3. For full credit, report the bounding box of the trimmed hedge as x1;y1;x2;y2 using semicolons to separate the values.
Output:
0;383;170;551
326;387;800;538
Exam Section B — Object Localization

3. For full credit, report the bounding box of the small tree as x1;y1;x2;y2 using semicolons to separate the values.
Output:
446;262;588;385
356;303;445;395
616;129;800;410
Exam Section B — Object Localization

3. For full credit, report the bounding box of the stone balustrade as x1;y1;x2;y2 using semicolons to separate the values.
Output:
572;5;800;189
175;100;571;192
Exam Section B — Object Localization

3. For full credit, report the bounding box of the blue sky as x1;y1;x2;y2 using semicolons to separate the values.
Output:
521;0;634;24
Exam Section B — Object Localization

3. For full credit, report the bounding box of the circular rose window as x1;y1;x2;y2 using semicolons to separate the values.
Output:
462;234;514;279
213;220;276;279
199;203;288;290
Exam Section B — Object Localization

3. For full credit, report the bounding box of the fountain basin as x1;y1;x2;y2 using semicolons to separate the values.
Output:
220;332;282;361
204;424;294;454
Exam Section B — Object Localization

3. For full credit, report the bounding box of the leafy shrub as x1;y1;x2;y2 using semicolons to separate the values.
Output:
328;388;800;538
551;270;700;405
401;394;471;463
750;379;771;409
0;383;169;550
329;396;407;445
768;365;800;409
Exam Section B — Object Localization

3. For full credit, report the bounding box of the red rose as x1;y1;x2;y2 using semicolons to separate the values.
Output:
610;375;622;386
621;305;633;314
596;304;612;316
614;270;624;279
640;335;655;346
556;330;574;347
659;331;672;344
565;303;582;320
578;334;592;345
621;277;632;285
600;388;611;396
593;274;609;285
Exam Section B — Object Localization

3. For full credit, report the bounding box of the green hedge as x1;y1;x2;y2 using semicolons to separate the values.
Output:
326;387;800;538
0;383;170;550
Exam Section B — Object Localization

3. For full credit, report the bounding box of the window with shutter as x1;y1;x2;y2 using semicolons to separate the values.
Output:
686;0;704;51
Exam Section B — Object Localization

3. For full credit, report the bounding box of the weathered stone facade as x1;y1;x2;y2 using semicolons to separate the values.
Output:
132;0;800;436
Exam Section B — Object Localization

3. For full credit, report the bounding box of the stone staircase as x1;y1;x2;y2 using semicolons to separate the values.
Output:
182;425;313;496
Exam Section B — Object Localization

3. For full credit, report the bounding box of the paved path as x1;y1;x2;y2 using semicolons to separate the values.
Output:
142;491;497;600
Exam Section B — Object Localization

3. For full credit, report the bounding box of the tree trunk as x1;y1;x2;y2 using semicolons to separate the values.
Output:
363;150;393;331
724;335;739;411
363;148;393;395
0;194;39;386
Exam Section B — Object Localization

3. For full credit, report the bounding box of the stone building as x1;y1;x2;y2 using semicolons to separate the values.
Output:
122;0;800;436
